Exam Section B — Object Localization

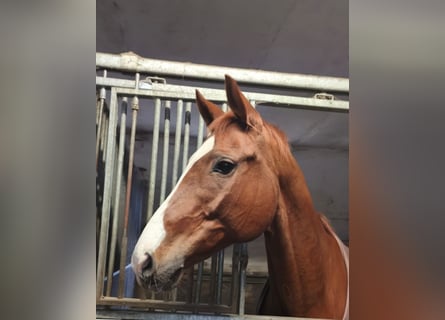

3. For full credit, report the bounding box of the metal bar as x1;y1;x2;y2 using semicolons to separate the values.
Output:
118;96;139;298
216;249;225;304
96;52;349;92
209;254;218;303
182;102;192;171
101;115;108;163
222;102;228;112
96;88;106;169
238;243;248;315
230;244;241;312
97;309;317;320
172;100;183;185
197;113;204;148
96;77;349;111
185;266;194;304
194;262;204;304
109;83;349;112
106;97;127;296
97;297;233;314
160;100;171;202
147;98;162;221
96;87;119;300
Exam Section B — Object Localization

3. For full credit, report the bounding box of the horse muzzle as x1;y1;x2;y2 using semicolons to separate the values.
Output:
132;252;184;291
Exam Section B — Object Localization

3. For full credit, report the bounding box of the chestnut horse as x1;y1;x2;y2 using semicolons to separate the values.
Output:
132;76;349;319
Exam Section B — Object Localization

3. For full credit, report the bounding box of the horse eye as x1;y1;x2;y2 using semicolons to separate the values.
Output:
212;160;236;175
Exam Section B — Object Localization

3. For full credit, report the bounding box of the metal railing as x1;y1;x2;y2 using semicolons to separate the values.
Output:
96;52;349;318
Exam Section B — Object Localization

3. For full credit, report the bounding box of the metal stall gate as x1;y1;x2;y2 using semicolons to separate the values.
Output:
96;52;349;319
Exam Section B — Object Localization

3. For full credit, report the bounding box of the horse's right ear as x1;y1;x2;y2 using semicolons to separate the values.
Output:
195;90;225;126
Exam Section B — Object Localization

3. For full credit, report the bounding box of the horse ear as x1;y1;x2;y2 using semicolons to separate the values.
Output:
195;90;225;126
225;75;263;130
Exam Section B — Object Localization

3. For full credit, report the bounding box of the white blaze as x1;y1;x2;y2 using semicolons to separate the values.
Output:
132;136;215;261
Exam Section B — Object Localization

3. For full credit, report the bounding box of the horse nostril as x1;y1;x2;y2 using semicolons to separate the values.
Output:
141;252;154;276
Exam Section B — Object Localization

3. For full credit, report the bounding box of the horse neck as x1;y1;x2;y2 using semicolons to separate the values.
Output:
263;144;346;317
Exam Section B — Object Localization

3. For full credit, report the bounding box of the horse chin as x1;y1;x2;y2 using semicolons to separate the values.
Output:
138;267;184;292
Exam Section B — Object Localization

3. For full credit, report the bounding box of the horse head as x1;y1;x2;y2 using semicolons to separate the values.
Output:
132;76;281;291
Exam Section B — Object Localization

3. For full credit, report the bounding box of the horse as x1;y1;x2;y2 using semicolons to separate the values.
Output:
131;75;349;319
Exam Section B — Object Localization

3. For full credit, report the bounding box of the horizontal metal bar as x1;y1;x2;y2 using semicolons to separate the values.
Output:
97;297;234;314
96;52;348;92
98;80;348;112
96;309;324;320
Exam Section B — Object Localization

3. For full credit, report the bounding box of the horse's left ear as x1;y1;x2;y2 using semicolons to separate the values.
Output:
225;75;263;130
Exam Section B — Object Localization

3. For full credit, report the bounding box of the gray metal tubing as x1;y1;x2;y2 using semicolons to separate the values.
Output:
96;95;100;124
194;262;204;304
96;88;106;167
147;98;162;221
238;243;248;315
104;116;109;160
96;52;349;92
230;245;241;311
96;78;349;112
182;102;192;171
99;112;105;153
118;96;139;298
96;87;119;300
101;115;108;162
106;97;127;296
216;249;225;304
172;100;183;185
209;254;217;303
160;100;171;202
197;113;204;148
185;266;194;304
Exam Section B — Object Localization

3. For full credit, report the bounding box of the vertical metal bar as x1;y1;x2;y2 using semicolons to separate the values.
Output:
96;87;118;301
209;254;218;303
230;244;240;312
182;102;192;171
96;87;106;169
106;97;127;296
118;96;139;298
96;93;100;125
102;115;109;163
194;262;204;304
172;100;183;185
146;98;162;221
216;249;225;304
222;102;228;112
197;113;204;148
238;243;248;315
185;266;194;304
99;111;106;153
160;100;171;202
